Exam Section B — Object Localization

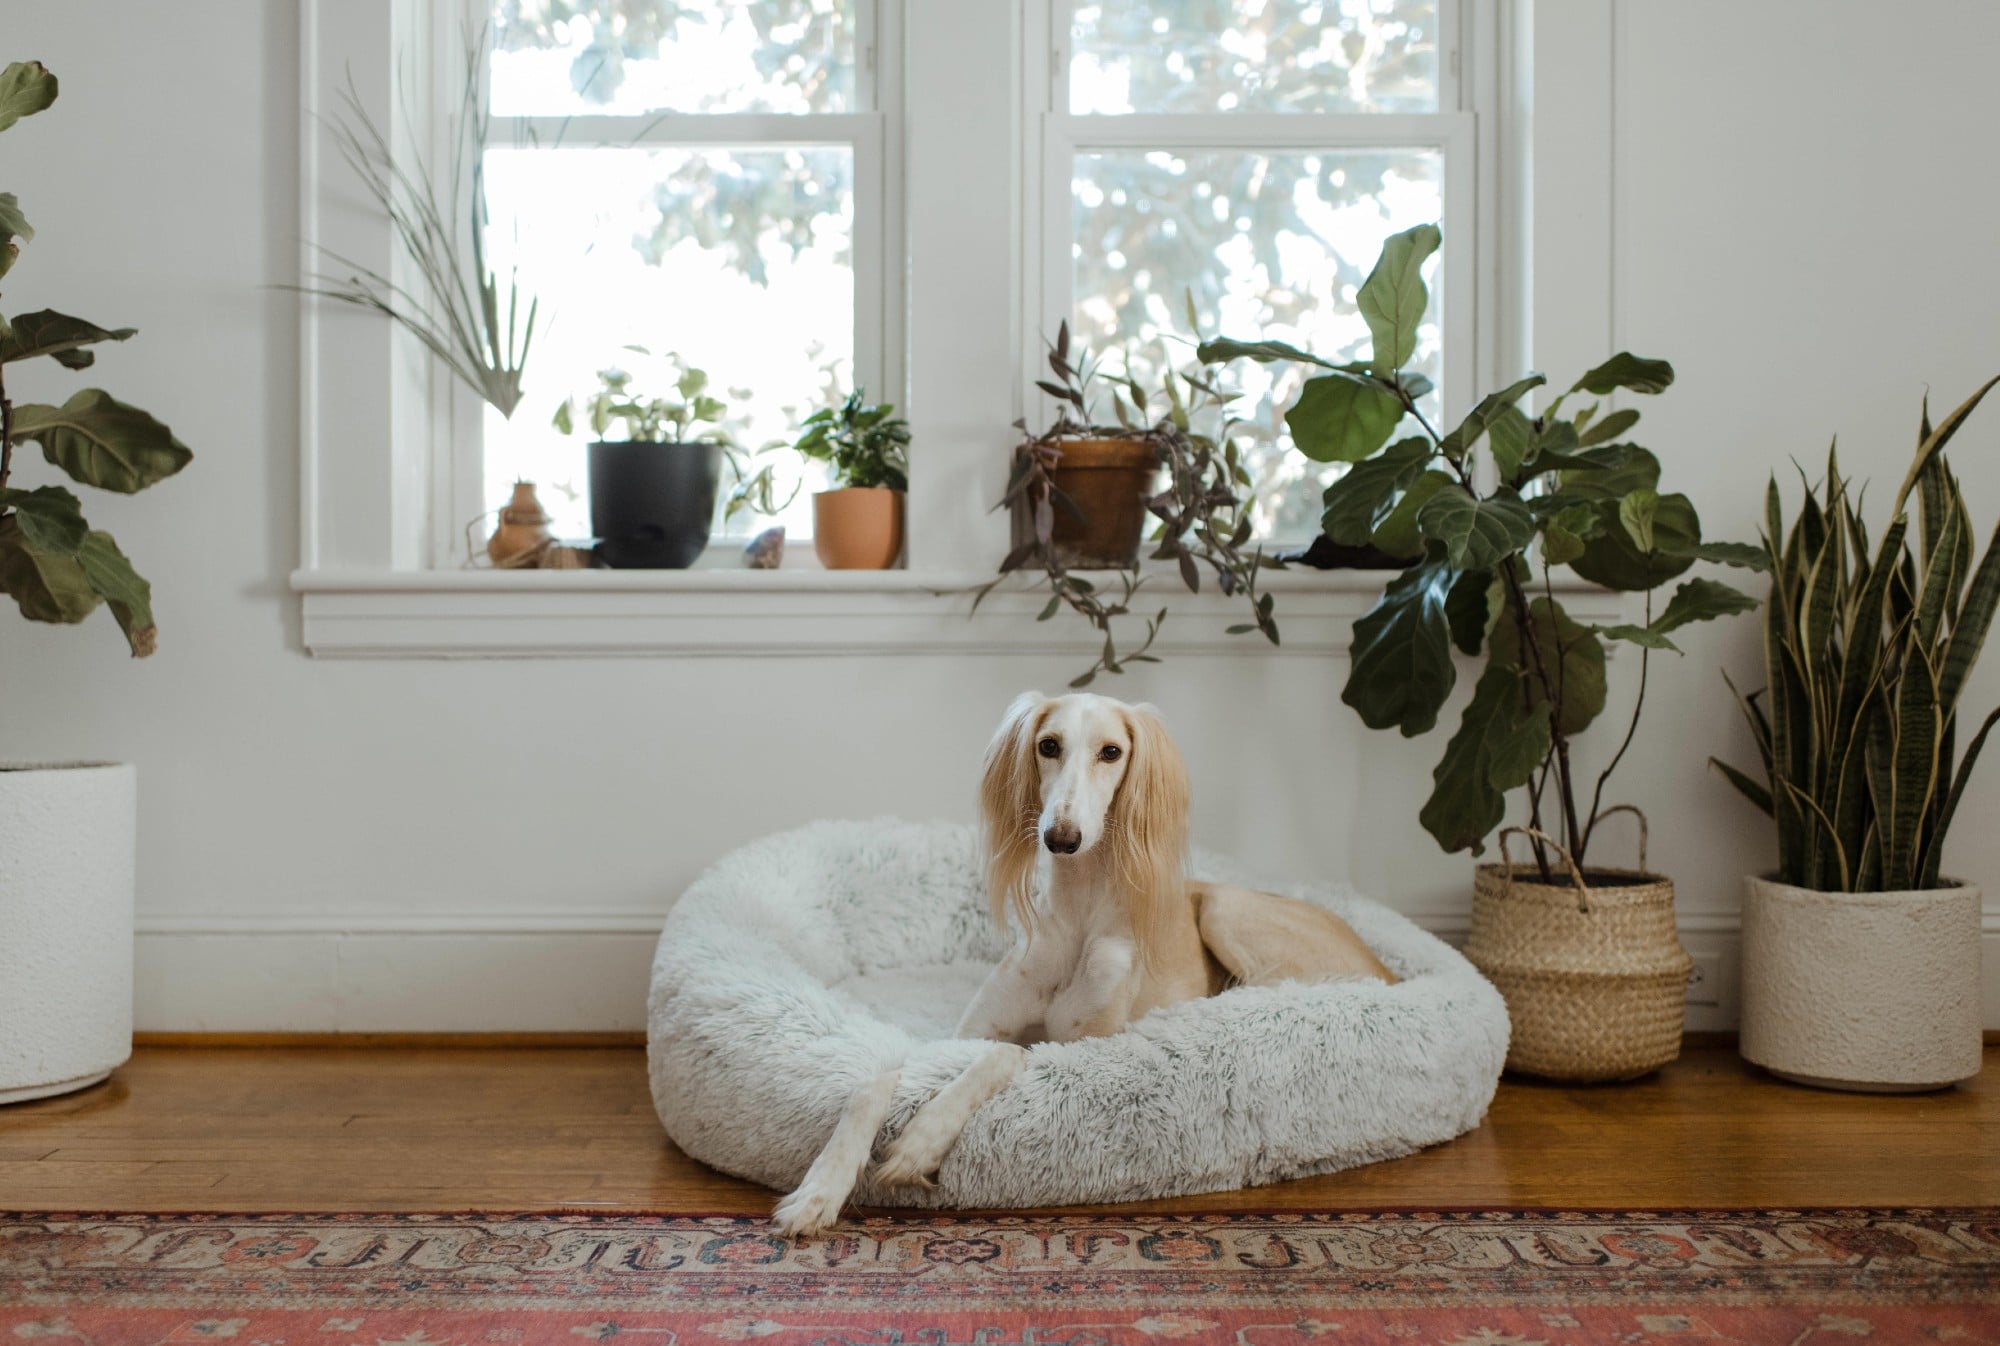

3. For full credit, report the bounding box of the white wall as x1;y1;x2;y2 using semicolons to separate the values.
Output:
1;1;1994;1031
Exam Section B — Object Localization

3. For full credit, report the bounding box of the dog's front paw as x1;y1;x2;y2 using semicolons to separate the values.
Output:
873;1118;954;1188
872;1150;940;1189
771;1182;844;1238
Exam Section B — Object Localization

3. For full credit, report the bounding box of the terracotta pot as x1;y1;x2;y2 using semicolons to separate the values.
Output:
813;487;904;569
1740;875;1982;1092
1015;437;1162;568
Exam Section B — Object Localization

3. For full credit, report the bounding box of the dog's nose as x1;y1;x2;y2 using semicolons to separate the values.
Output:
1043;822;1081;854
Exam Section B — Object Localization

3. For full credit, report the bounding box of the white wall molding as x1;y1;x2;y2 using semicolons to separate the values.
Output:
133;907;2000;1034
293;566;1638;658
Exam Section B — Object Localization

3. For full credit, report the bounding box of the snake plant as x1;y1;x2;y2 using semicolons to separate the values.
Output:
1713;376;2000;892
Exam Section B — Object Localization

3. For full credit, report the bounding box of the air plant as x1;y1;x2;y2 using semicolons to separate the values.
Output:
301;32;538;419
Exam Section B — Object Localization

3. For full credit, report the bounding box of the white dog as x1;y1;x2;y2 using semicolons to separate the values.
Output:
772;691;1395;1235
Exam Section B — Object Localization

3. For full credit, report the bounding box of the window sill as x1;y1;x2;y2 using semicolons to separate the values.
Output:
291;567;1638;659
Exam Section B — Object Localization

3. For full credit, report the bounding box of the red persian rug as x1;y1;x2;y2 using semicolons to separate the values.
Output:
3;1208;1997;1345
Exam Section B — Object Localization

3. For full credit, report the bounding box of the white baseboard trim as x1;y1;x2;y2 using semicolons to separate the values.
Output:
134;909;2000;1034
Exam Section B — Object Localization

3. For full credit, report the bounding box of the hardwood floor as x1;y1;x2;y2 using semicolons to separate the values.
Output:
0;1042;1993;1214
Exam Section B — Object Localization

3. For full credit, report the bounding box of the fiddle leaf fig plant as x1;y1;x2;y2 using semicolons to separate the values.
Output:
1201;223;1762;875
0;60;189;657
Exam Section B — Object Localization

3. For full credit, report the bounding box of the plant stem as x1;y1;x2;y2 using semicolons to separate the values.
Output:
0;356;13;492
1581;588;1653;864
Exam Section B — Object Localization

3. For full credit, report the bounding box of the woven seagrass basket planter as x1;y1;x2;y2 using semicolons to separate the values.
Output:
1465;824;1692;1082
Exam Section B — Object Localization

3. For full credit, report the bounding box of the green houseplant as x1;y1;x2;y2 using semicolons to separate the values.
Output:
1200;224;1762;1080
980;330;1281;687
0;60;193;1102
793;387;908;569
1712;377;2000;1090
553;354;775;569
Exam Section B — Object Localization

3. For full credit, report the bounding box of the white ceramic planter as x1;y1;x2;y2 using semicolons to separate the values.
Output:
0;762;136;1104
1740;875;1982;1092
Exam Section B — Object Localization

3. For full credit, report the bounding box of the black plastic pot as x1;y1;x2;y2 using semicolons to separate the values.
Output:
1280;533;1413;570
587;440;722;569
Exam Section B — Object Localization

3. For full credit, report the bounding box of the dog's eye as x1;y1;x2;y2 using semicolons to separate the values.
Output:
1099;744;1122;762
1037;737;1061;759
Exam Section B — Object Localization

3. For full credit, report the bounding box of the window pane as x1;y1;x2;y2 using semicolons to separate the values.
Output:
491;1;857;117
1071;148;1442;542
1070;1;1439;115
481;145;853;542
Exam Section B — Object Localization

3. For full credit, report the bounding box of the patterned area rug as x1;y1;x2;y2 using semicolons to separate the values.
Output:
3;1209;1998;1345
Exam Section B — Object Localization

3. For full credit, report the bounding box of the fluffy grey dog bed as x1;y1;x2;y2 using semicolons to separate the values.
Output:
647;818;1509;1209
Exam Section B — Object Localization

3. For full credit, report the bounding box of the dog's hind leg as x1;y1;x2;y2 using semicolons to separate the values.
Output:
771;1066;901;1238
873;1043;1027;1188
1195;883;1397;986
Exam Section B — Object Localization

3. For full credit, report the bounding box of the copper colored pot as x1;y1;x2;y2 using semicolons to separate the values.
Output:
812;487;904;569
1016;436;1162;568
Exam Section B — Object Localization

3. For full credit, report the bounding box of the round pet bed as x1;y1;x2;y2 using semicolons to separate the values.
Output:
647;818;1509;1210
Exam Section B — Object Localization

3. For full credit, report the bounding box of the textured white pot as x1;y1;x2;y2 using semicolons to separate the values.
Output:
0;762;136;1104
1740;875;1982;1092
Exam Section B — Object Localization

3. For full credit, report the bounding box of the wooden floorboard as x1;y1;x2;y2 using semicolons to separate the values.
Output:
0;1043;1993;1214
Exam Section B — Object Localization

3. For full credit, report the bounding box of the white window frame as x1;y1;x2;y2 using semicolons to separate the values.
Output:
293;0;1619;658
432;0;903;561
1024;1;1480;447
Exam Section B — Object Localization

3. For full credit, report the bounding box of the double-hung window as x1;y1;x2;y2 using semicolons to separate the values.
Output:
1034;0;1472;542
473;0;896;544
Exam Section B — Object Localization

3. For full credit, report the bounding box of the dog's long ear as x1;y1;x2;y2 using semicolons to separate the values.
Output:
1110;702;1191;965
979;691;1047;933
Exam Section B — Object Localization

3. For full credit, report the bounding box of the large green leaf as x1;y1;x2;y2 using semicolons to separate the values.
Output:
1371;468;1453;558
1558;444;1663;502
1578;407;1641;447
0;310;138;369
0;191;31;279
1572;352;1675;396
0;484;88;555
1437;375;1546;461
75;530;156;656
1419;662;1552;855
1445;568;1494;655
0;515;99;624
0;61;58;133
1343;554;1459;736
1417;487;1535;571
1195;336;1363;372
1285;372;1404;463
1599;577;1759;653
1540;501;1600;567
10;388;193;493
1357;222;1439;372
1672;539;1770;571
1487;406;1534;483
1490;594;1607;736
1569;490;1699;591
1320;437;1431;546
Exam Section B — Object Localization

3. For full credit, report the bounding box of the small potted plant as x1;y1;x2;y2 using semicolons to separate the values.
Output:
792;387;908;569
554;352;740;569
1014;323;1168;568
0;60;193;1101
978;354;1281;687
1202;224;1764;1081
1713;377;1999;1092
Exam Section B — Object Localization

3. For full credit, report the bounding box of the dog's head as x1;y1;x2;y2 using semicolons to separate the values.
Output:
978;691;1190;934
